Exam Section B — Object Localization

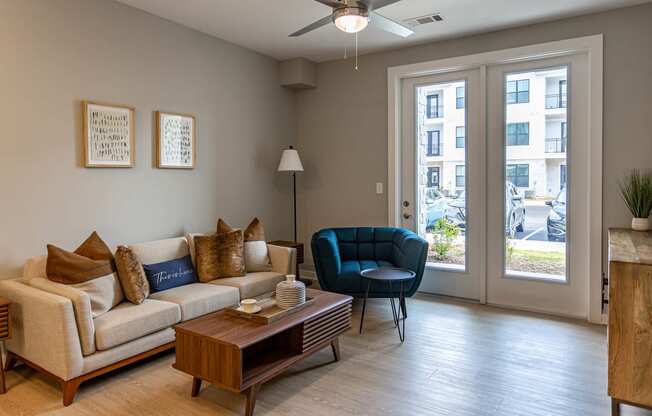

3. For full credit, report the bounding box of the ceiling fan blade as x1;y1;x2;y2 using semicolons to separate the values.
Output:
313;0;345;8
358;0;403;11
369;11;414;37
289;15;333;37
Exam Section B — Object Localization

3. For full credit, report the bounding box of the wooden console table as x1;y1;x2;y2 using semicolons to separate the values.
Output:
173;289;352;415
0;297;11;394
608;229;652;415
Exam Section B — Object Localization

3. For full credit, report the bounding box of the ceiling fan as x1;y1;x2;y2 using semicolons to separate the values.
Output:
290;0;414;38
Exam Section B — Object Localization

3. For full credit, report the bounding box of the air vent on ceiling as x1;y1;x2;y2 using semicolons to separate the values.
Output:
404;13;443;27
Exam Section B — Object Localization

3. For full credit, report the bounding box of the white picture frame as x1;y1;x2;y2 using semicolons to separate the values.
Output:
156;111;196;169
83;101;135;168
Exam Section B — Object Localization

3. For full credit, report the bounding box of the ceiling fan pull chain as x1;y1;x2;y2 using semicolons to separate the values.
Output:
344;45;348;59
355;31;359;71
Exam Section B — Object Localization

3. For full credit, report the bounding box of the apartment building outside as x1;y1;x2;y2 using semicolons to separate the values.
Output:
420;68;568;199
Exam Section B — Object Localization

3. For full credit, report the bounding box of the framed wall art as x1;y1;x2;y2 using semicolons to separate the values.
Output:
156;111;196;169
83;101;135;168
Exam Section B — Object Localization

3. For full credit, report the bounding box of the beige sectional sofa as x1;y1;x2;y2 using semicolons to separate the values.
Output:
0;236;296;405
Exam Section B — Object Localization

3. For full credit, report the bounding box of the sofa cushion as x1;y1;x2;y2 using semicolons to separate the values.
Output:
73;273;124;317
114;245;150;304
243;218;272;272
23;255;47;279
94;299;180;350
149;283;239;321
209;272;285;299
128;237;189;265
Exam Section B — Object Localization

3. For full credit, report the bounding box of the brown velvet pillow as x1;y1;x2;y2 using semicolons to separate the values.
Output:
216;230;245;278
217;218;234;235
244;217;265;242
114;246;149;304
46;232;116;284
194;235;221;282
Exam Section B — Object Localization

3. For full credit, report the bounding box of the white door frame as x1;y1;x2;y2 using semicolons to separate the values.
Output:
387;35;604;324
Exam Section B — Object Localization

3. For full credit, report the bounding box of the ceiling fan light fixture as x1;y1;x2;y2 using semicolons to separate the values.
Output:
333;7;369;34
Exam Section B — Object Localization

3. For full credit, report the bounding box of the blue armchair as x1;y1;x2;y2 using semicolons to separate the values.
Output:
311;227;428;298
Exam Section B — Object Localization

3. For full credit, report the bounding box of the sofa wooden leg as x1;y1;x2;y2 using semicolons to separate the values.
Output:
62;379;82;406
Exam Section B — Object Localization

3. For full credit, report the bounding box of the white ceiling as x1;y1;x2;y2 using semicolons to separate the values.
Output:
116;0;651;62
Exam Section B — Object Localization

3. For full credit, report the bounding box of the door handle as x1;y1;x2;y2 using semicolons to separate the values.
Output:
403;213;412;219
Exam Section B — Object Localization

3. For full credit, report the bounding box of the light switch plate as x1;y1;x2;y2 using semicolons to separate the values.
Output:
376;182;383;194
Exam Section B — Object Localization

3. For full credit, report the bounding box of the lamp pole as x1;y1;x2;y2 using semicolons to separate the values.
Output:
293;170;297;243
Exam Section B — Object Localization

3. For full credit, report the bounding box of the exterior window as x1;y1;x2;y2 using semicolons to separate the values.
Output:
506;122;529;146
506;164;529;188
427;131;442;156
456;126;465;148
506;79;530;104
560;165;567;189
559;80;567;108
456;86;465;109
426;94;441;118
455;165;465;188
427;167;440;188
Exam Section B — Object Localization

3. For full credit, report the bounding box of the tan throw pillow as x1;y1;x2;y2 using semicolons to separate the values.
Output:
244;217;272;272
217;218;234;235
46;232;124;317
194;235;220;282
46;231;115;284
114;246;150;304
216;230;245;278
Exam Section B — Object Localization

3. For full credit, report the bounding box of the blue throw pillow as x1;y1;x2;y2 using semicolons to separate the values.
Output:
142;255;198;293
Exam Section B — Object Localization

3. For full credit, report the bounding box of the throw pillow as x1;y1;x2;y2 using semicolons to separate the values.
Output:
194;235;220;282
46;231;123;317
46;231;115;284
216;230;246;277
243;217;272;272
114;246;150;304
217;218;234;235
142;255;198;293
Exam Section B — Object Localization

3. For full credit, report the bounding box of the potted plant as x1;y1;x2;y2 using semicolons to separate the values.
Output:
618;170;652;231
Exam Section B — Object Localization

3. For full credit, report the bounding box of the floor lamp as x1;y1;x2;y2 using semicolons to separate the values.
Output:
278;146;304;242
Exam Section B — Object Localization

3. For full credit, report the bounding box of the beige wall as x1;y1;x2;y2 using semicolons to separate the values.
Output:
296;3;652;267
0;0;296;278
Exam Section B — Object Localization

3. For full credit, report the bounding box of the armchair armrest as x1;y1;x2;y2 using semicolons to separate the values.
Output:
393;232;429;296
0;279;84;381
311;229;342;279
267;244;296;275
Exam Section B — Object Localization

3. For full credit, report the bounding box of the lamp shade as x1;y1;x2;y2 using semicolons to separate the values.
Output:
277;148;304;172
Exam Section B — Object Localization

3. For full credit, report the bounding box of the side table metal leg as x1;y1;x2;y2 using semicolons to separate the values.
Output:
359;279;371;334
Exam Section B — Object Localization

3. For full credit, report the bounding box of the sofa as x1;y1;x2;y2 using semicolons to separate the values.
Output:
0;235;296;406
311;227;428;298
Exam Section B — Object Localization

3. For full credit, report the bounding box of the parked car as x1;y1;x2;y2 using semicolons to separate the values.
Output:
505;182;526;238
546;186;566;242
425;182;525;236
425;189;448;230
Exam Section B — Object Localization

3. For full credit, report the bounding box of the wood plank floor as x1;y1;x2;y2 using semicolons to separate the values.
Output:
1;294;650;416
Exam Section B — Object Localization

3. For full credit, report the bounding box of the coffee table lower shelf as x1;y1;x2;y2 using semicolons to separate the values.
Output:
173;290;352;416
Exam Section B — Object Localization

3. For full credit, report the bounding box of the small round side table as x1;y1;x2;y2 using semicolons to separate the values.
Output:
359;267;416;342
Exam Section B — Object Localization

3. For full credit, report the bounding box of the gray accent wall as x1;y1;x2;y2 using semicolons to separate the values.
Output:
0;0;296;278
296;3;652;268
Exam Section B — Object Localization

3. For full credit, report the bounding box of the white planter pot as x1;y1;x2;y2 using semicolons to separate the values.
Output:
631;217;650;231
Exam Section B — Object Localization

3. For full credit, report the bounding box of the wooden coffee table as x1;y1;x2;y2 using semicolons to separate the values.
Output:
173;289;353;415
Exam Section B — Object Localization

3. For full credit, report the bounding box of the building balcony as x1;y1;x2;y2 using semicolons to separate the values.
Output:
545;137;567;153
426;106;444;119
545;94;567;109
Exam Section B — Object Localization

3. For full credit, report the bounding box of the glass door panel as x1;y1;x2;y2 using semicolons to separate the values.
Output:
504;67;568;282
401;69;484;300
